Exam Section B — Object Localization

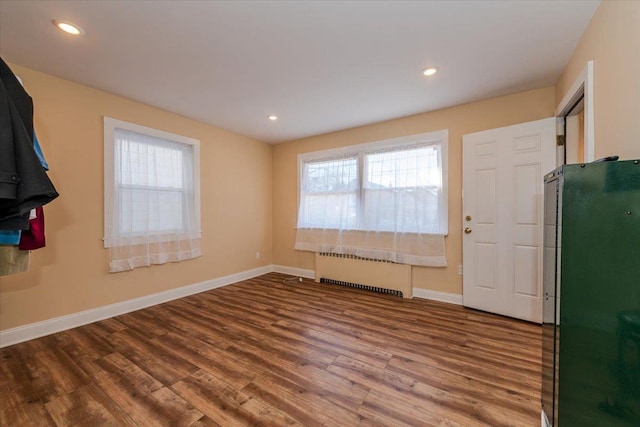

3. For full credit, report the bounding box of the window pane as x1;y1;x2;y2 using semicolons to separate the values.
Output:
363;188;440;232
364;144;443;233
365;145;440;189
303;157;358;193
118;188;183;234
300;193;357;229
298;156;359;229
117;130;184;189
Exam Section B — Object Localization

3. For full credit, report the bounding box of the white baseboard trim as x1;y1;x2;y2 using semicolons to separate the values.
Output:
1;264;463;347
271;264;315;279
413;288;463;305
0;265;272;348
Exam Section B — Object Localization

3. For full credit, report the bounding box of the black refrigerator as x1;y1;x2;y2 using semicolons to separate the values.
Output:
541;159;640;426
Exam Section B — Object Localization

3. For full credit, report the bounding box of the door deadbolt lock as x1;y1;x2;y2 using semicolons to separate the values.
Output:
465;215;472;221
464;227;472;234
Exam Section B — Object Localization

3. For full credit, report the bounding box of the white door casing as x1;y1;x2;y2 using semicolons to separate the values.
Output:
462;118;556;323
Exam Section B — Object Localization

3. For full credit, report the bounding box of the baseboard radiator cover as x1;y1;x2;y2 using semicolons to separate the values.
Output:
315;252;412;298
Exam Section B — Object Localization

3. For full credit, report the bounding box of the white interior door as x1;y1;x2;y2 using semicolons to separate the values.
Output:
462;118;556;323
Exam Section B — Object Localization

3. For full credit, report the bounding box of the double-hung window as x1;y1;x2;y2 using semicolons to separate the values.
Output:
295;130;448;267
104;117;201;272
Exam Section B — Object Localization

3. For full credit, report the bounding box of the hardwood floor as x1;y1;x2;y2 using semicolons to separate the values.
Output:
0;273;542;426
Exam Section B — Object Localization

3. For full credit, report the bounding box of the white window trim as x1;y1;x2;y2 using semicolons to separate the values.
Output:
103;117;201;248
297;129;449;235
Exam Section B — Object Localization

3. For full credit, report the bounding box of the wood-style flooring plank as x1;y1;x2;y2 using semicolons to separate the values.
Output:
225;342;370;413
269;319;393;369
0;346;39;408
359;388;465;427
81;353;203;426
386;355;537;417
0;394;56;427
107;328;200;387
21;345;92;403
43;383;137;427
52;327;115;361
171;369;301;427
153;331;265;390
243;370;364;427
330;355;533;427
0;273;542;426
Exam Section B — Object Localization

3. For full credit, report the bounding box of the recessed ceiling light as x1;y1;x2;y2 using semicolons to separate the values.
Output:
422;66;439;76
53;20;84;36
268;115;278;121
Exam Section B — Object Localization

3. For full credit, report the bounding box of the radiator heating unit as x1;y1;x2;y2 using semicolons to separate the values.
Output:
314;252;412;298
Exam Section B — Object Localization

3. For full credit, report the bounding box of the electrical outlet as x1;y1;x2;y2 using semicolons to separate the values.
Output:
458;264;463;276
255;251;261;260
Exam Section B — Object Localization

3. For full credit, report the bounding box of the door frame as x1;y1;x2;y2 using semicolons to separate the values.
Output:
555;60;595;164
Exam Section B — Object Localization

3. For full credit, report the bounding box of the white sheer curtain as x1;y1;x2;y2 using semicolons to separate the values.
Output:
295;139;447;267
105;128;201;273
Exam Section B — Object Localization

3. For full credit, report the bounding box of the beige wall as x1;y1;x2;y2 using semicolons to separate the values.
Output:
0;64;273;330
273;87;556;295
556;0;640;160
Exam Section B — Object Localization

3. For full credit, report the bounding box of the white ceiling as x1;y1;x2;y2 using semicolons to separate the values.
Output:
0;1;599;143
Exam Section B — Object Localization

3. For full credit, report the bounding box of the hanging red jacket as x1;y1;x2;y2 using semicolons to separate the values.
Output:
18;206;45;250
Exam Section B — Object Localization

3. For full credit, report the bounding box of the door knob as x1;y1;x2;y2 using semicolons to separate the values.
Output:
464;227;472;234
